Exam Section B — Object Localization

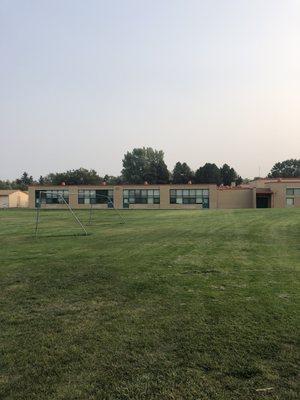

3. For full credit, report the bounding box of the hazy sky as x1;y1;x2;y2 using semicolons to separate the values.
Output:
1;0;299;180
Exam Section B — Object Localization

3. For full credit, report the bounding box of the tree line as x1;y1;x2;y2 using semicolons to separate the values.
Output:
0;148;299;190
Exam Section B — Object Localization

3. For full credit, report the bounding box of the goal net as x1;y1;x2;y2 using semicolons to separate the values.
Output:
34;190;88;237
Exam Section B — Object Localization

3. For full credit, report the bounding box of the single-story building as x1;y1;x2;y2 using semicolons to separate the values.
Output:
28;178;300;210
0;190;29;208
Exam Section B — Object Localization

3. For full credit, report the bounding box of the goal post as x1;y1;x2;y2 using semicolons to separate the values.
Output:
88;194;125;225
34;191;88;237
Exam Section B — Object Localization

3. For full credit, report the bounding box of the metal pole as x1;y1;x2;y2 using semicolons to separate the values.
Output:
59;194;88;236
89;202;93;225
34;191;41;237
91;194;125;224
107;195;125;224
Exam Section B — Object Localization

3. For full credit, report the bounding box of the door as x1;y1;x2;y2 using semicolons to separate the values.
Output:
0;195;9;208
256;196;270;208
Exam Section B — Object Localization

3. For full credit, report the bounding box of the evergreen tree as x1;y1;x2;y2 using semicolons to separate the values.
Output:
172;162;194;184
194;163;221;184
220;164;238;186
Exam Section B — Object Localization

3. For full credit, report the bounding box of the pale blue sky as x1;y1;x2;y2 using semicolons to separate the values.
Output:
1;0;299;180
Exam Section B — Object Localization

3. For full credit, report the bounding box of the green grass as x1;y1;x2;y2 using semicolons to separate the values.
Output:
0;208;299;400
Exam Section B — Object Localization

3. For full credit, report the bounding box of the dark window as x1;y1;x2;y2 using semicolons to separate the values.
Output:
170;189;209;208
78;189;114;205
123;189;160;207
35;190;69;207
285;188;300;207
286;188;300;196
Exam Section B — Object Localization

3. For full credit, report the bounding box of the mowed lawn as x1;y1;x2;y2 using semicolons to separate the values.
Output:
0;209;299;400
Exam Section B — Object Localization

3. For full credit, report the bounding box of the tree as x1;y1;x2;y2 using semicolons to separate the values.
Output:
236;175;243;186
42;168;103;185
14;172;34;190
38;175;45;185
103;175;124;185
220;164;238;186
242;178;251;184
194;163;221;184
122;147;170;184
171;162;194;184
268;159;300;178
0;180;12;190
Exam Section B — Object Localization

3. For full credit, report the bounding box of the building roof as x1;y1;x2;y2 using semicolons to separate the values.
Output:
0;190;27;195
265;179;300;183
217;186;251;190
251;178;300;183
28;183;216;188
256;188;273;194
0;190;17;195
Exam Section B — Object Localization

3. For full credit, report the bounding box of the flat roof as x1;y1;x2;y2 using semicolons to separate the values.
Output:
217;186;251;191
256;188;273;194
252;178;300;183
0;190;23;195
29;183;216;188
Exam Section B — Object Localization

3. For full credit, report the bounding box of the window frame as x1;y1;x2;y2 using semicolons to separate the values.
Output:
286;197;294;207
169;189;209;208
123;189;160;206
78;189;114;205
35;189;69;206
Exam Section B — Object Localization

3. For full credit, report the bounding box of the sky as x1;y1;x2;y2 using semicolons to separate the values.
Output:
0;0;299;180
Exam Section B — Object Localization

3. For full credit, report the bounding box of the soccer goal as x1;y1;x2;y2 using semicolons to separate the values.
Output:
87;194;125;225
34;190;88;237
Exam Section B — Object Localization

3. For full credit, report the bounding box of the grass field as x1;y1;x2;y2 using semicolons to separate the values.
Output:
0;208;299;400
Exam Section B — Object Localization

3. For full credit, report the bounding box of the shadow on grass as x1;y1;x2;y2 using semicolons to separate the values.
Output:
86;221;125;226
33;232;92;238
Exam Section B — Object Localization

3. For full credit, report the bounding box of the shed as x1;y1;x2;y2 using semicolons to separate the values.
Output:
0;190;28;208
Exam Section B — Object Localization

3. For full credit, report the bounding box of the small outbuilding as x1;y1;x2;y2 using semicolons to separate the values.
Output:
0;190;28;208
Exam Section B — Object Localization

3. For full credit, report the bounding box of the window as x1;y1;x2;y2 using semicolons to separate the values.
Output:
170;189;209;208
78;189;114;206
286;188;300;207
286;188;300;196
123;189;160;207
35;190;69;206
